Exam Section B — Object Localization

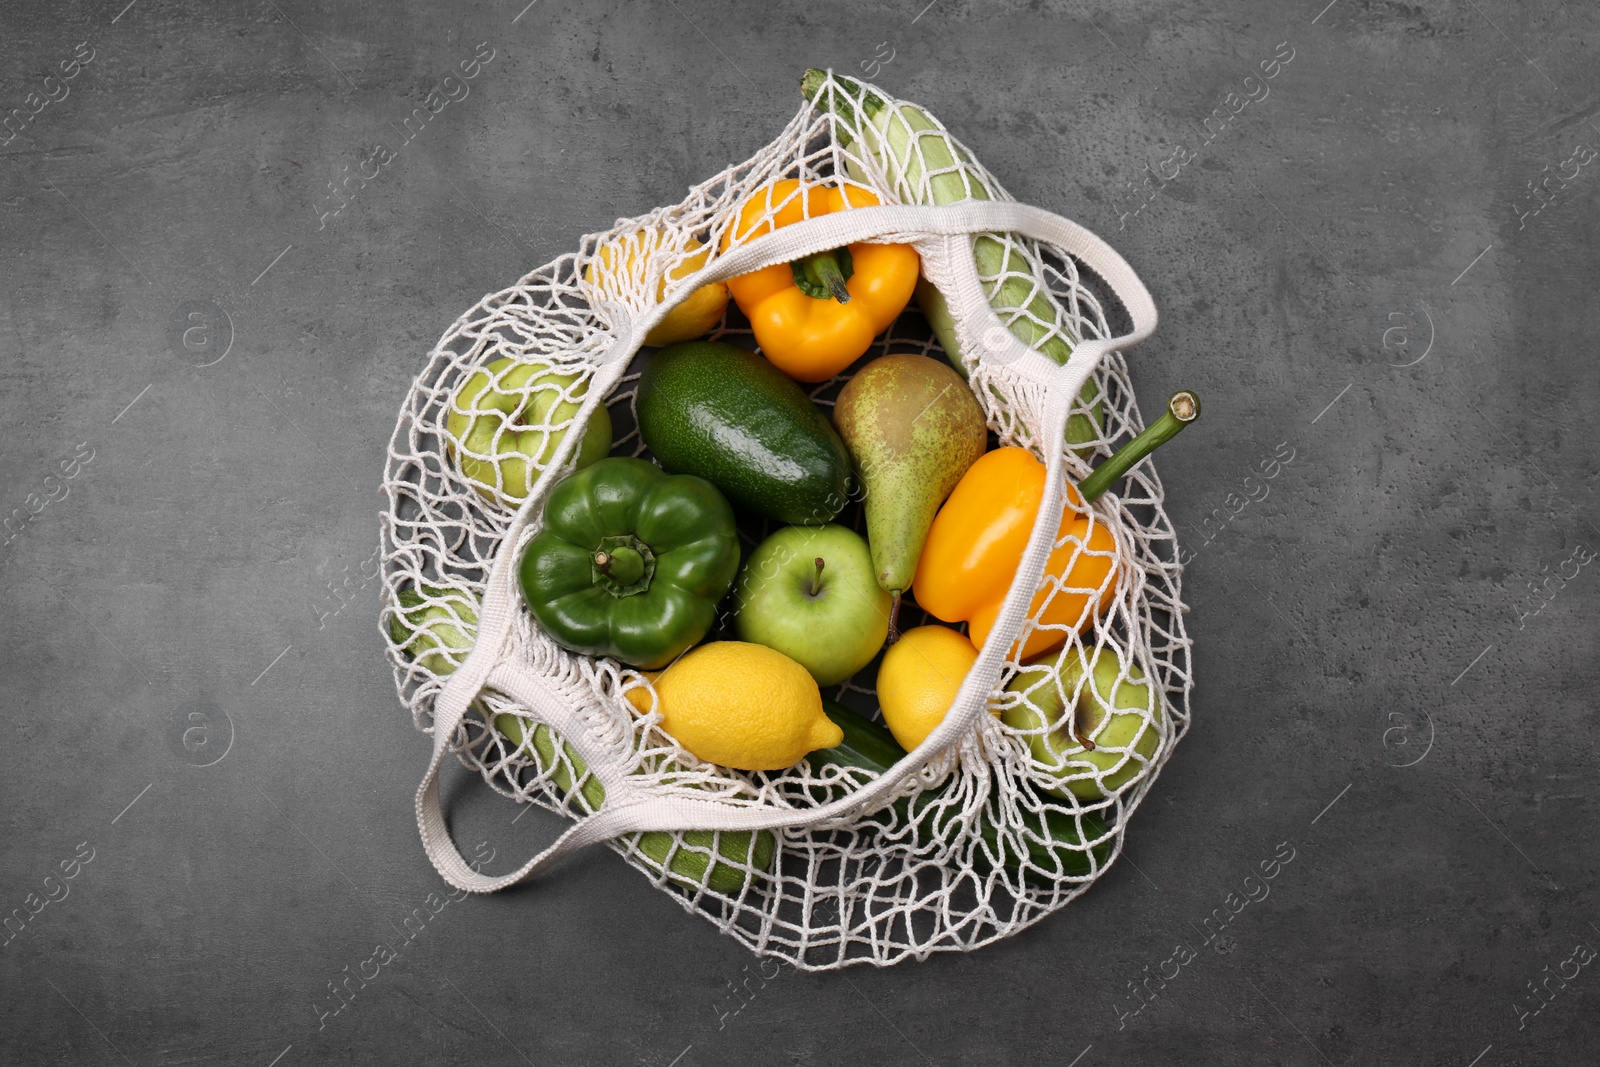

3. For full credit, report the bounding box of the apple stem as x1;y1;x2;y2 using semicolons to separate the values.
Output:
1072;723;1097;751
887;591;902;644
807;556;826;597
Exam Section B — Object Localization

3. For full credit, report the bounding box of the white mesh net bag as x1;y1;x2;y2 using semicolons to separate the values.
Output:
381;70;1190;969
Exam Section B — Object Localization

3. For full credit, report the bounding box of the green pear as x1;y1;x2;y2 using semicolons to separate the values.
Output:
1001;647;1164;800
832;354;987;633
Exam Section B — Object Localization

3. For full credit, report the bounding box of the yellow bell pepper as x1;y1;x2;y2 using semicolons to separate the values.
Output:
912;392;1199;659
720;179;920;382
585;233;729;347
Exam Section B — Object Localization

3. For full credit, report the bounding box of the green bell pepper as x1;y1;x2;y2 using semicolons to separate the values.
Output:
519;457;740;669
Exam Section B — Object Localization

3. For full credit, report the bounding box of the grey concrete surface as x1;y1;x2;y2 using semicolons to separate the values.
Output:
1;0;1596;1063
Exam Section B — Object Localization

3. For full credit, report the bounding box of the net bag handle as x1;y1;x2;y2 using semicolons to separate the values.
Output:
414;199;1158;894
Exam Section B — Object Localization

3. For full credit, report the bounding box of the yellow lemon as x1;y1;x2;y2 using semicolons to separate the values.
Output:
585;234;729;346
623;672;660;715
877;625;986;752
649;642;841;770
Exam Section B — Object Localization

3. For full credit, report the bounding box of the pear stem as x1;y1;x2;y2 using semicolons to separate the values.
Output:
806;556;826;598
1076;390;1200;503
887;590;902;645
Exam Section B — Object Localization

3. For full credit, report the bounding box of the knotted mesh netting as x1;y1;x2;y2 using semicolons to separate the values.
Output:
381;70;1191;968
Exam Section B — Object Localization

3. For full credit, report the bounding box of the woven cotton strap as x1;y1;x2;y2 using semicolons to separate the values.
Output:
414;200;1157;894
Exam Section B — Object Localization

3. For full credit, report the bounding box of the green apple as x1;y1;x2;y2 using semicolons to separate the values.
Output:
446;356;612;503
1001;647;1163;800
733;525;891;686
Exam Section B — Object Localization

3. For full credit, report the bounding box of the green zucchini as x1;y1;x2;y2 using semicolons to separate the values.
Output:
493;713;775;895
802;70;1104;459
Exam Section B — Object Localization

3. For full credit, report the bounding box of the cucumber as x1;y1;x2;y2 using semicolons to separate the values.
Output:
492;713;774;894
808;701;1114;886
637;341;853;525
907;790;1113;887
810;698;909;775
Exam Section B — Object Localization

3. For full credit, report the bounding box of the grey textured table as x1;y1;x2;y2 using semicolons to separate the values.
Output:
2;1;1595;1064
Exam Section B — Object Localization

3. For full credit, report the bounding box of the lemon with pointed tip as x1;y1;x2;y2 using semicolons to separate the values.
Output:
585;234;729;346
877;624;989;752
649;642;841;770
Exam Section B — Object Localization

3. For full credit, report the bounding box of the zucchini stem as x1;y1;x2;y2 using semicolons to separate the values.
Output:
800;69;887;142
1077;390;1200;504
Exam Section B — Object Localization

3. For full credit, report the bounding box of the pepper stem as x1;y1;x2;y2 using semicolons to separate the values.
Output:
593;544;647;587
791;247;854;303
806;557;826;598
1076;390;1200;504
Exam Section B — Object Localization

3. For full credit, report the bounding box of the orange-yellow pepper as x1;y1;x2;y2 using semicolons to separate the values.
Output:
720;179;920;382
913;448;1116;660
911;389;1201;660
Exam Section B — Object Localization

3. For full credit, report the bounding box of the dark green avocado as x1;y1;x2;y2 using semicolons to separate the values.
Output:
637;341;853;525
